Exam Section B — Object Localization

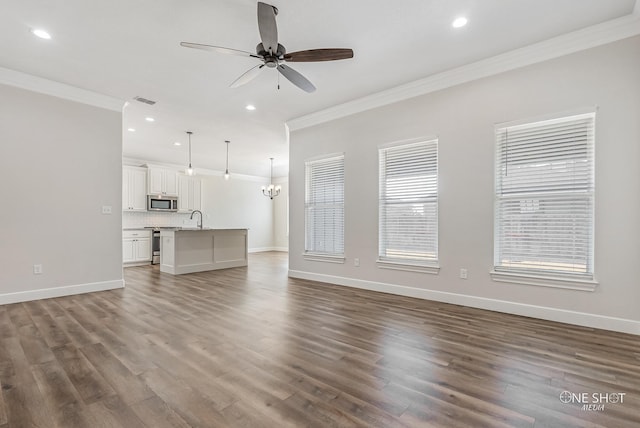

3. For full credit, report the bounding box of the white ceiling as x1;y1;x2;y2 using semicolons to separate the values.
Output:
1;0;637;177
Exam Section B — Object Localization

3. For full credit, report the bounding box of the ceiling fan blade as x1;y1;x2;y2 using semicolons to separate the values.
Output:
230;64;265;88
257;2;278;54
284;48;354;62
277;64;316;93
180;42;260;59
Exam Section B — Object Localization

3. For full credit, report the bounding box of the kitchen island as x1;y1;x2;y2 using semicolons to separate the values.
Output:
160;228;248;275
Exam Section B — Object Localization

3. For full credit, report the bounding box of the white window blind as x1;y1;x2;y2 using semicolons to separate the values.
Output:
379;139;438;266
305;154;345;256
494;113;595;278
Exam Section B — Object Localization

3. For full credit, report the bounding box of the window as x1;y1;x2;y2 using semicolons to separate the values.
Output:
378;139;438;273
493;112;596;289
304;154;345;262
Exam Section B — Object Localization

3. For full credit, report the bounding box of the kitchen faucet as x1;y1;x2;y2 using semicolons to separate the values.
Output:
190;210;203;229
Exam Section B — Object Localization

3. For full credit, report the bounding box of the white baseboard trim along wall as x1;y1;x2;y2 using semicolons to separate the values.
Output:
0;280;125;305
288;270;640;336
249;247;289;253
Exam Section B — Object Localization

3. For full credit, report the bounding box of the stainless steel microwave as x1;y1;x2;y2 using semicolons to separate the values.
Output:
147;195;178;212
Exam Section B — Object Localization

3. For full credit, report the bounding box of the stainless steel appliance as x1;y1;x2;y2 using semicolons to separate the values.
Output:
151;230;160;264
147;195;178;212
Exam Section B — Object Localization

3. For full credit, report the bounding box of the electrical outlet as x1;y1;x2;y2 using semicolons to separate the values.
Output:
354;258;360;267
459;268;468;279
33;264;43;275
102;205;112;214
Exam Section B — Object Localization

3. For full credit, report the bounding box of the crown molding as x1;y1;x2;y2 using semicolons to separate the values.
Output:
123;156;275;182
0;66;124;112
287;12;640;132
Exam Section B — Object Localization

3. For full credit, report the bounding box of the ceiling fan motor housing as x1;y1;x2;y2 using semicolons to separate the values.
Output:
257;42;286;67
257;42;285;56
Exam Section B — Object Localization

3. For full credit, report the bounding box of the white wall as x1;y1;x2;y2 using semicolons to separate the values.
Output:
288;36;640;334
201;174;276;251
273;177;289;251
0;83;124;303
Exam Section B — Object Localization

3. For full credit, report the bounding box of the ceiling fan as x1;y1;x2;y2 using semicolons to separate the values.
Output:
180;2;354;93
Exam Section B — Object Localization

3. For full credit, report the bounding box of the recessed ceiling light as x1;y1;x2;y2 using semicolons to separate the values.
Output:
174;142;181;146
452;17;468;28
127;128;136;132
145;117;155;122
31;28;51;39
245;104;256;111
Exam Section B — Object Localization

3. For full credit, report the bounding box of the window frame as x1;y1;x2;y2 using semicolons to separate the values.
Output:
377;138;440;274
491;111;598;291
303;153;346;263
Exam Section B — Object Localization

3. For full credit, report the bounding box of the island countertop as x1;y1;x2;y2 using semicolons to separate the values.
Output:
165;227;248;231
160;228;248;275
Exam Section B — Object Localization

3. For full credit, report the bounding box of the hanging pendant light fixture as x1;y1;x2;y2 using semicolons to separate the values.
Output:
186;131;195;176
262;157;281;199
224;140;230;180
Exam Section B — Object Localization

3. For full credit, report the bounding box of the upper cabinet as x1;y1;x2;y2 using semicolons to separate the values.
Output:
123;166;147;211
148;167;178;196
178;174;202;213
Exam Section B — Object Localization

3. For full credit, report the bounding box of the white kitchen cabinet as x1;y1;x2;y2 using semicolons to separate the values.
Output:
177;174;202;212
122;166;147;211
123;230;152;264
148;167;178;196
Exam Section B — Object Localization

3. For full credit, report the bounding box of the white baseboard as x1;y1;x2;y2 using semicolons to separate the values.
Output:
0;279;125;305
288;270;640;336
249;247;289;253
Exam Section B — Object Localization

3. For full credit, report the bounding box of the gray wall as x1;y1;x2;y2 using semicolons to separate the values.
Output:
0;83;123;303
288;36;640;333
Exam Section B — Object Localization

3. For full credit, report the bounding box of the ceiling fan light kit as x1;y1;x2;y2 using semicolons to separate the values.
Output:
181;2;353;93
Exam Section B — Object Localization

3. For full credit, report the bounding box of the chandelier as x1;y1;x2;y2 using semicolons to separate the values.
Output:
261;157;281;199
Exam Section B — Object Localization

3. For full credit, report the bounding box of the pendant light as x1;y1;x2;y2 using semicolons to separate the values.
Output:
224;140;230;180
186;131;194;176
261;157;281;199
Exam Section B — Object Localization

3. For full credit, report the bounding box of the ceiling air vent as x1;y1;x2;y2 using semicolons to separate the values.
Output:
133;96;156;105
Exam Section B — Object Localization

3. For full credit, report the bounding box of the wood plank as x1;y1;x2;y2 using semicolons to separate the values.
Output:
30;360;96;428
0;336;52;428
80;343;155;405
0;380;7;426
141;367;230;427
24;301;72;349
53;312;100;348
129;396;191;428
52;344;116;405
137;333;238;411
87;395;147;428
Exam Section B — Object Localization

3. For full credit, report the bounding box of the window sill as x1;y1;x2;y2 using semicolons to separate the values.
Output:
303;253;345;264
377;260;440;275
490;270;598;291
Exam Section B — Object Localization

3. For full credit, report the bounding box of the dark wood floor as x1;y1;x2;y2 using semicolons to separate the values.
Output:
1;252;638;427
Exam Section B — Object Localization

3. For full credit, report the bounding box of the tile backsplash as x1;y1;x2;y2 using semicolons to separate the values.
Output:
123;211;199;229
